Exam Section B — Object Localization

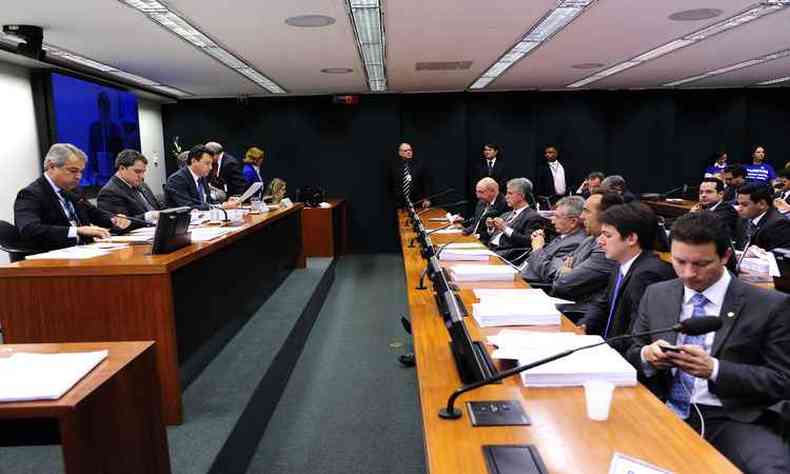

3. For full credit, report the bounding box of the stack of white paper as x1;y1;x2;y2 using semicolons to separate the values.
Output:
439;248;494;261
448;264;516;281
430;228;463;235
444;243;488;249
189;227;237;242
26;246;111;260
487;330;636;387
473;288;575;306
0;351;108;402
472;300;561;327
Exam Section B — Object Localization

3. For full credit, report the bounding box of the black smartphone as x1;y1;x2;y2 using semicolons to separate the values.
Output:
661;345;682;353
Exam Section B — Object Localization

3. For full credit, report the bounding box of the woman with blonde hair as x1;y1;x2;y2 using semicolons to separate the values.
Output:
266;178;287;204
242;147;265;188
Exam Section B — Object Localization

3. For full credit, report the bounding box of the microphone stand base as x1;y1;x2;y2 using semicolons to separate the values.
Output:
438;407;462;419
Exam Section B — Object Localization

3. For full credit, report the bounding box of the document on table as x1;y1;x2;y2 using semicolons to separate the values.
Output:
189;227;237;241
473;288;574;306
443;242;488;249
438;248;494;261
486;330;636;387
26;246;112;260
430;228;463;234
0;350;108;402
448;264;517;281
472;300;561;327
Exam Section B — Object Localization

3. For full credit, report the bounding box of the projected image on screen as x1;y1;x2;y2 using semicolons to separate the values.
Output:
50;73;141;188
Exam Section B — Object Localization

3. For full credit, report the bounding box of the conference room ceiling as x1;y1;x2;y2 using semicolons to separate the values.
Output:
1;0;788;98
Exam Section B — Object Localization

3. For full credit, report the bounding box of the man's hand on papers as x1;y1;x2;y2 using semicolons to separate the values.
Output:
77;225;111;239
111;215;131;229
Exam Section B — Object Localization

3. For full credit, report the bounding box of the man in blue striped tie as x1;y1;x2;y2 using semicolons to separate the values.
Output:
626;212;790;473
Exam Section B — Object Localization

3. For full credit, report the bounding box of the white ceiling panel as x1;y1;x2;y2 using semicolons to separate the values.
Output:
692;54;790;88
493;0;757;90
386;0;555;91
0;0;788;96
594;7;790;89
168;0;367;94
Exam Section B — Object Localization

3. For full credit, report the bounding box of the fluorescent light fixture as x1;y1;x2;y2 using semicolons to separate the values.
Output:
40;43;192;96
469;0;596;90
346;0;388;91
756;75;790;85
569;1;790;88
664;48;790;87
118;0;286;94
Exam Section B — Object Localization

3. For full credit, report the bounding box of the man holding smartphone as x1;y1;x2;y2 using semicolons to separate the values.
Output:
626;212;790;473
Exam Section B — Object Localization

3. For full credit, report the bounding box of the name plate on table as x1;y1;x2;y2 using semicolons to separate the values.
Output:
609;453;673;474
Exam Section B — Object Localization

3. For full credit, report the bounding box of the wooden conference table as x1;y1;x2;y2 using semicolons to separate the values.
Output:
399;209;738;474
0;341;170;474
644;199;697;218
0;205;304;425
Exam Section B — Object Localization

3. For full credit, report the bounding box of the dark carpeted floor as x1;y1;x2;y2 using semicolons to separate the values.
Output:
245;254;425;474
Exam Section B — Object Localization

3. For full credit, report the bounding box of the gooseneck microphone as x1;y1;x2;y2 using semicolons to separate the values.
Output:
416;200;469;217
437;317;723;419
415;188;455;206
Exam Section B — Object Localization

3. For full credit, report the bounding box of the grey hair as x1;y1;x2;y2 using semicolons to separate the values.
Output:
43;143;86;168
205;141;224;154
556;195;585;218
477;177;498;192
601;175;626;191
507;177;533;199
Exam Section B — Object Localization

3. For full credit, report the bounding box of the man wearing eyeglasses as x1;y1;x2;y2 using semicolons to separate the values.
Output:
14;143;130;252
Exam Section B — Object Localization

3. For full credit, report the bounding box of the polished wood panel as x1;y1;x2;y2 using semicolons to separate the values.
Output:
0;342;170;474
0;205;304;425
302;198;347;257
644;199;696;218
400;209;738;474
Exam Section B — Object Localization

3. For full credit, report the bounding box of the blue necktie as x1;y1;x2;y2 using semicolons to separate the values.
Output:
59;191;80;225
197;180;206;204
603;269;624;338
666;293;709;418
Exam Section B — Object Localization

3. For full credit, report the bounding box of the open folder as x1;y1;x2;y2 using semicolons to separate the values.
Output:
0;350;108;402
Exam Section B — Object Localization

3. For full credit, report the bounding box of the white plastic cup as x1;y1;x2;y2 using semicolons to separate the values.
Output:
583;381;615;421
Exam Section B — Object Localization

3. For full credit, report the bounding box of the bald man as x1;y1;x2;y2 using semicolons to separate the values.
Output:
452;177;509;242
391;142;431;208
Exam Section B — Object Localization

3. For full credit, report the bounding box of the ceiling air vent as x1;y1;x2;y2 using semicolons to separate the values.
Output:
415;61;473;71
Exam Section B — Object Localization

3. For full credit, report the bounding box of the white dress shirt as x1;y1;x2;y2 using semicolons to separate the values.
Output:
490;205;526;246
641;270;730;407
44;173;78;239
549;161;566;195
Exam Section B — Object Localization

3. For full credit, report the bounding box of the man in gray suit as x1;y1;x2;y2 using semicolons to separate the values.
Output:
549;192;624;316
521;195;586;282
486;178;548;259
626;212;790;473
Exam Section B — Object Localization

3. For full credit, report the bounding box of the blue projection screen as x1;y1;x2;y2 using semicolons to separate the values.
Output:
50;72;141;188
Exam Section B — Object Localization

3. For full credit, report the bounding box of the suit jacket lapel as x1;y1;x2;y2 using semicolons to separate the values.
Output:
711;276;746;356
40;177;71;225
658;280;685;345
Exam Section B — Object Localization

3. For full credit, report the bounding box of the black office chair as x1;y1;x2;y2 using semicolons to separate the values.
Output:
0;220;36;262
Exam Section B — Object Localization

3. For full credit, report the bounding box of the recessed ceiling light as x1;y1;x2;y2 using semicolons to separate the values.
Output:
668;8;723;21
571;62;604;69
285;15;336;27
321;67;353;74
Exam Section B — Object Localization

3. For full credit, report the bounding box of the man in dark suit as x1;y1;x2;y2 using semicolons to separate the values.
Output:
689;178;738;242
581;202;675;349
534;145;569;205
391;142;431;208
574;171;604;199
98;149;163;229
550;192;624;317
722;165;746;203
626;212;790;473
165;145;241;211
486;178;549;259
14;143;130;252
469;143;509;197
452;177;508;243
521;195;587;282
205;141;248;197
601;175;637;203
735;182;790;251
